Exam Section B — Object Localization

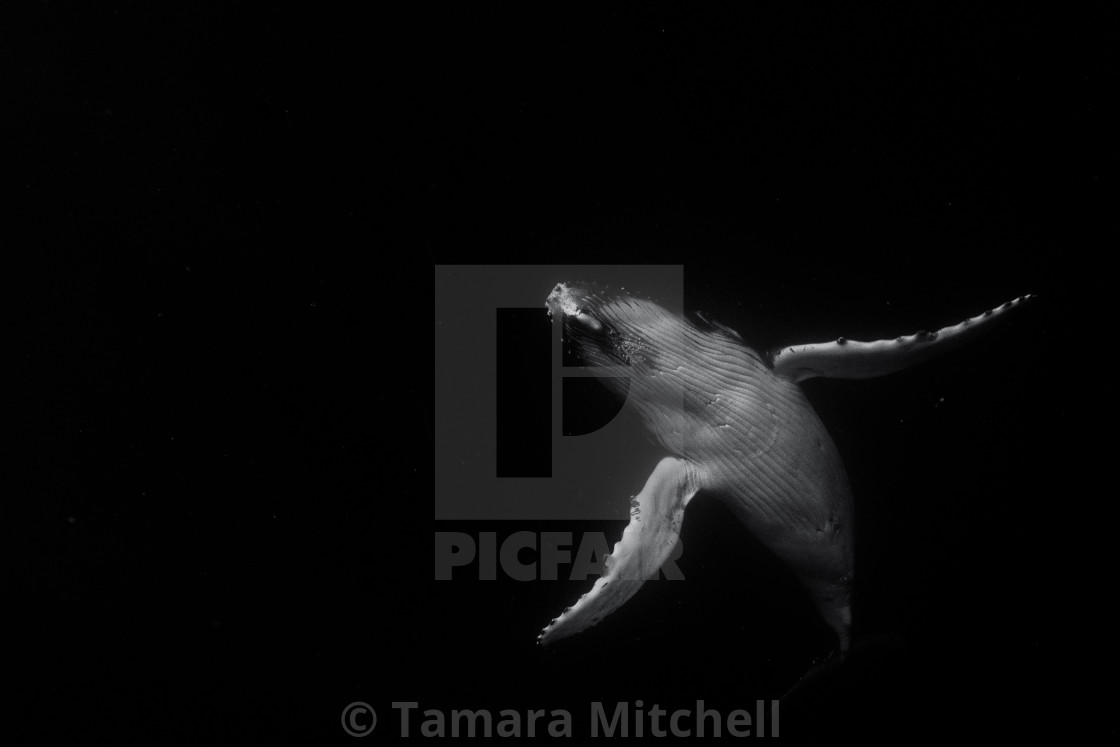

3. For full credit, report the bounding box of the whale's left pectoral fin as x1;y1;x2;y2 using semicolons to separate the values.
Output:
770;294;1035;383
538;457;701;646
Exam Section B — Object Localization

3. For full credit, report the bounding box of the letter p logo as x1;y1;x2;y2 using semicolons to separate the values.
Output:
434;265;684;520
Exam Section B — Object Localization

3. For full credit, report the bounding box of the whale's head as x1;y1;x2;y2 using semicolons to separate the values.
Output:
545;282;683;373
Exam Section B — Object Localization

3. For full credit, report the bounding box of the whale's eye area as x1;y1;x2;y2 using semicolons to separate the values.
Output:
570;309;603;332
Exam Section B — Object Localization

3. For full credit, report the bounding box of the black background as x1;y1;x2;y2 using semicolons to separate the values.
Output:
8;2;1108;743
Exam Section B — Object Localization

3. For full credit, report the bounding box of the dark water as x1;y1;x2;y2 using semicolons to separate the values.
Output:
12;3;1097;743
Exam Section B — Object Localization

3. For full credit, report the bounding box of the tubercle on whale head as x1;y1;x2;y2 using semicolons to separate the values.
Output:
544;283;701;382
546;281;660;369
545;281;669;331
545;282;603;331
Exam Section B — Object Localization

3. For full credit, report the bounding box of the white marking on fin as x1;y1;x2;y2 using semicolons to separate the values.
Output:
538;457;701;646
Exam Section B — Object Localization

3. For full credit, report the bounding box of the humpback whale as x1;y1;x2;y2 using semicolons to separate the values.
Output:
538;282;1033;654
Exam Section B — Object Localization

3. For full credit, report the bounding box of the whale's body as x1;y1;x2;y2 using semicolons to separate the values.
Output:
539;282;1032;653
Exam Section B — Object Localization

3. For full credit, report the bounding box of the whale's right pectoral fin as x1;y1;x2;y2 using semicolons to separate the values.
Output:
770;294;1035;383
538;457;702;646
